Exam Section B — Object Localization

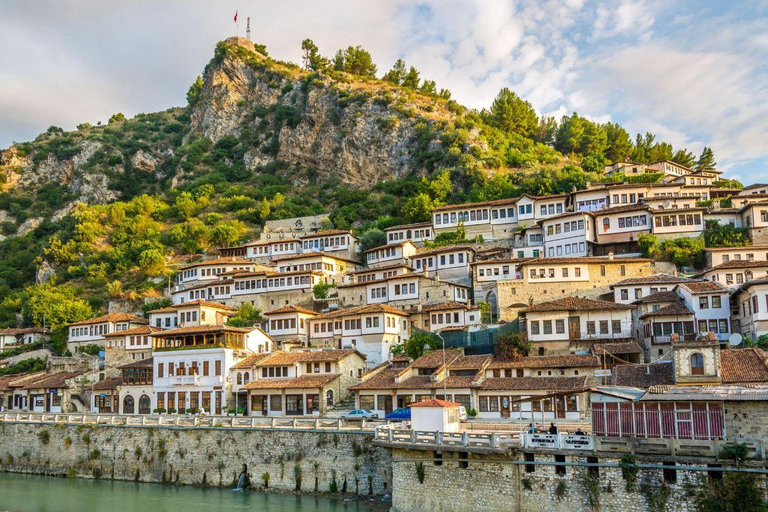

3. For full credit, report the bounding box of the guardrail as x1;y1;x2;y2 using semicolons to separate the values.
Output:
0;412;385;431
374;425;595;451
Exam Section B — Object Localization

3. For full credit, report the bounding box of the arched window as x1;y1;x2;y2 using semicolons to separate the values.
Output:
237;373;243;385
138;395;151;415
243;372;250;385
326;390;334;407
691;353;704;375
123;395;135;414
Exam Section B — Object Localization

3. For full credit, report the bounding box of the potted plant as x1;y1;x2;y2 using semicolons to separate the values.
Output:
168;408;177;414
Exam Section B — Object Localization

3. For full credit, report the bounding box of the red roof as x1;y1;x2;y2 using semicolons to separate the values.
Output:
409;399;461;408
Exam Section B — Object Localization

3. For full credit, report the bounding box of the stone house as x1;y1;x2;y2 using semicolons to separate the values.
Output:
431;198;518;240
147;300;238;329
612;273;690;304
649;206;705;241
272;252;360;281
103;325;159;369
348;263;412;284
336;273;469;309
67;313;148;349
0;327;49;352
406;302;481;333
591;203;651;256
704;245;768;267
176;257;255;287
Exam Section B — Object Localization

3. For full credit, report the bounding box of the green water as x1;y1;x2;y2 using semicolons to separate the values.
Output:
0;473;380;512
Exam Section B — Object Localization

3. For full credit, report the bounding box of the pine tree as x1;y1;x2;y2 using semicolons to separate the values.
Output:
489;87;538;137
554;113;585;154
696;146;717;170
301;39;318;70
420;80;437;96
332;50;345;71
342;46;377;77
383;59;407;85
671;149;696;168
402;67;420;89
604;123;632;162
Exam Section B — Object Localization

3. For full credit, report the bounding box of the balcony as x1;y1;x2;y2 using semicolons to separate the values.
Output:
578;330;633;340
170;376;200;386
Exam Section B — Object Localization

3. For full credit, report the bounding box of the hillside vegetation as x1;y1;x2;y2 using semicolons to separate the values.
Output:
0;37;721;351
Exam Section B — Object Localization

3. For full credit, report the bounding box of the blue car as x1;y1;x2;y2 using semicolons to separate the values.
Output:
385;408;411;421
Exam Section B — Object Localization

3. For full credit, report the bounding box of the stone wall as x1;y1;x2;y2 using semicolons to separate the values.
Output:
390;448;720;512
0;422;391;495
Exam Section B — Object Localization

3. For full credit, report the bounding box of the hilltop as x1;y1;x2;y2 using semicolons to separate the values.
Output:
0;37;724;347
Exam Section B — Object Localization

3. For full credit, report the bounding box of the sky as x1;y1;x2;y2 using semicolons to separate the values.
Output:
1;0;766;182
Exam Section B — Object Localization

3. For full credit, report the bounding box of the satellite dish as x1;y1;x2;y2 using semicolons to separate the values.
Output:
663;200;671;209
728;333;743;347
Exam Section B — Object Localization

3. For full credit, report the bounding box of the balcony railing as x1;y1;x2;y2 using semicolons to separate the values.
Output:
170;376;200;385
579;330;633;340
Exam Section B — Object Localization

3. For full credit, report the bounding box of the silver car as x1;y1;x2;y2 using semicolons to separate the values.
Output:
340;409;379;420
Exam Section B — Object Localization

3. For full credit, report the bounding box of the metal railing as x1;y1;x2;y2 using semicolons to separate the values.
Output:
0;412;385;431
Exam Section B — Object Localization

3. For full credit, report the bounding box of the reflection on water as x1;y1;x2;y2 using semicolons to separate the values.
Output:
0;473;378;512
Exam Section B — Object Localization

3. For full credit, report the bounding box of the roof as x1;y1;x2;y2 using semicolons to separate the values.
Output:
639;302;694;318
632;291;682;304
721;349;768;384
92;376;123;391
702;260;768;272
593;203;650;216
149;324;255;336
479;376;589;391
740;278;768;291
590;342;643;355
255;349;364;366
611;363;675;388
337;272;469;289
522;297;634;313
243;374;339;390
149;300;238;313
640;384;768;402
264;305;318;316
676;281;729;294
408;302;475;314
0;371;48;391
364;240;417;253
611;274;689;287
103;325;162;338
704;245;768;252
433;197;517;212
383;222;432;231
518;257;652;267
539;210;593;223
230;353;274;369
68;313;148;327
449;354;492;369
411;349;463;369
350;263;412;274
409;399;461;408
179;257;253;270
413;244;476;257
272;251;360;264
299;229;354;239
118;357;154;370
21;371;83;390
0;327;48;335
488;354;600;369
470;258;529;266
348;368;403;390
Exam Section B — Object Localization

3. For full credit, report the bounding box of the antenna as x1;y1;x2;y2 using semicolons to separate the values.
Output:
246;17;251;40
728;333;743;348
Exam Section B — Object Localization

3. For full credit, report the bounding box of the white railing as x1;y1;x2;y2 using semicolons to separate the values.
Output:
374;425;594;451
170;376;200;385
580;330;633;340
0;412;385;431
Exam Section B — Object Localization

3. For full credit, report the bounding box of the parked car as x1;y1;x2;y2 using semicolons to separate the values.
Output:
385;408;411;421
340;409;379;420
458;406;468;422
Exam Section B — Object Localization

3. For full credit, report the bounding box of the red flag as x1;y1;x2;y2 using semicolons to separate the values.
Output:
234;11;238;23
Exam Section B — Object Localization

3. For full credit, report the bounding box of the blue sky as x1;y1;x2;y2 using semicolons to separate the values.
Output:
1;0;766;182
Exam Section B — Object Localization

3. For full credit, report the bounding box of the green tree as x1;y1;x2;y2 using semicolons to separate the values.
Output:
210;220;246;247
604;122;632;162
301;39;327;71
227;303;263;328
359;229;388;254
702;221;750;248
671;148;696;168
138;249;166;277
402;66;421;89
581;122;607;155
420;80;437;96
533;116;558;146
638;233;660;258
396;332;443;359
383;59;407;85
76;122;93;131
403;193;438;223
22;283;93;353
489;88;538;137
186;76;203;107
259;198;271;222
555;113;585;154
696;473;768;512
696;146;717;170
495;332;530;360
108;112;126;124
341;46;377;77
332;49;345;71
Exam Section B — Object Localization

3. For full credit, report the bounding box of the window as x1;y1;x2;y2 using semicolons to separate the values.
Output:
555;454;566;475
599;320;608;334
530;321;540;335
600;265;606;276
587;321;596;335
555;320;565;334
525;453;535;473
690;353;704;375
620;289;628;301
699;297;709;309
712;296;721;308
612;320;621;334
543;320;552;335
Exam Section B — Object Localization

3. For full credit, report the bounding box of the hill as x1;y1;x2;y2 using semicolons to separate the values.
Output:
0;37;716;349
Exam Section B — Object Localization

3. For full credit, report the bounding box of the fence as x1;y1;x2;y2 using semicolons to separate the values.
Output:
592;402;724;440
0;412;384;432
415;322;519;356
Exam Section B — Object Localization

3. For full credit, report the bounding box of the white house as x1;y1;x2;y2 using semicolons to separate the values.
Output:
384;222;433;245
68;313;148;349
541;211;594;258
365;241;418;268
263;305;317;344
410;245;475;284
410;399;462;433
299;229;359;259
699;261;768;288
612;274;692;304
150;325;274;415
674;281;732;343
177;257;255;286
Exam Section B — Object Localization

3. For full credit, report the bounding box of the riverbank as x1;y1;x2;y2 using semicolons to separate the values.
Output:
0;422;392;496
0;473;383;512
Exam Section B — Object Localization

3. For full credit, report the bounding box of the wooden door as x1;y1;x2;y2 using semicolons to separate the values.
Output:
501;397;510;418
568;316;580;340
556;397;566;419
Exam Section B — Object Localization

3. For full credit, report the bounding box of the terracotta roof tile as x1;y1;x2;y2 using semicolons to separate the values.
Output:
479;376;589;391
632;291;681;304
243;374;339;390
433;198;517;212
519;257;651;267
612;363;674;388
721;348;768;384
256;349;363;366
312;304;411;320
448;354;492;369
593;203;651;215
21;371;84;390
349;368;402;390
118;357;154;370
677;281;730;294
104;325;163;337
68;313;147;327
411;349;463;369
522;297;634;313
409;399;461;408
271;251;360;264
230;353;273;369
383;222;432;231
299;229;354;239
264;305;318;316
590;342;643;355
611;274;689;287
179;257;254;270
640;302;693;318
92;376;123;391
407;302;476;313
706;260;768;271
149;324;255;336
149;300;238;313
488;354;600;369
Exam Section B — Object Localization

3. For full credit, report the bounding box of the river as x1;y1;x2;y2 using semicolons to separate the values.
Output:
0;473;381;512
